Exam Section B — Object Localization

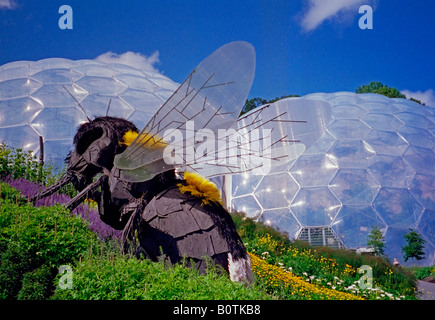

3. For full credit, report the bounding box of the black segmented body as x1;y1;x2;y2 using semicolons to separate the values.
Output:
34;116;253;282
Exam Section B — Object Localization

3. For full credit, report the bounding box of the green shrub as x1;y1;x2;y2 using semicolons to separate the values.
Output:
408;266;433;280
0;186;95;299
0;144;56;184
18;265;54;300
52;254;272;300
0;182;27;205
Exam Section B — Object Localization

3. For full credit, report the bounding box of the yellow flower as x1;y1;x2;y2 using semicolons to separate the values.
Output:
248;253;364;300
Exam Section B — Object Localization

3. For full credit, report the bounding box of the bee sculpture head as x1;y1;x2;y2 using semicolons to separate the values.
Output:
66;116;138;179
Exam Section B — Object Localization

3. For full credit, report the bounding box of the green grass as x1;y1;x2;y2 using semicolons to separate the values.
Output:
52;254;272;300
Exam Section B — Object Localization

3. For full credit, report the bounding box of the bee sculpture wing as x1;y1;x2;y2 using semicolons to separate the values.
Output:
114;41;331;182
114;41;256;182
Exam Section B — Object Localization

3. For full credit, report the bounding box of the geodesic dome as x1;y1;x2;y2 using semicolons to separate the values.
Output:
228;92;435;266
0;58;178;170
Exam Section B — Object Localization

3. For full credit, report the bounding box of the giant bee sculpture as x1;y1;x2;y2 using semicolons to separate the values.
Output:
32;42;330;282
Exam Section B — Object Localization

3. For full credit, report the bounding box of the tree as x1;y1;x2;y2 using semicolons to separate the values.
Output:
409;97;425;105
241;94;300;116
367;224;386;256
402;228;426;263
355;82;406;99
241;97;267;115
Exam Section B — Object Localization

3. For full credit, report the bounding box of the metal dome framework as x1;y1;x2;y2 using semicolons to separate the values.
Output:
228;92;435;266
0;58;179;169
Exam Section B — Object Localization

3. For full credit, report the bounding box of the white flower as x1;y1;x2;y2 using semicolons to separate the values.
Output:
303;272;308;276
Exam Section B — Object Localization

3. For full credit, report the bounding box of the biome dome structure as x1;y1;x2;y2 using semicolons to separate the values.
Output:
228;92;435;266
0;58;179;169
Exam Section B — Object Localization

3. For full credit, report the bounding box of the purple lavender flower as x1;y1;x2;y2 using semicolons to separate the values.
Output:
2;176;122;240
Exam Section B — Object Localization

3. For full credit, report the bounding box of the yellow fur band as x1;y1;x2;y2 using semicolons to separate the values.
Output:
120;130;167;149
177;171;223;206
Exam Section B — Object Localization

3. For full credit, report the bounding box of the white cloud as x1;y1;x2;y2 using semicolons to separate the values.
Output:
401;89;435;108
300;0;367;32
0;0;17;10
95;51;161;73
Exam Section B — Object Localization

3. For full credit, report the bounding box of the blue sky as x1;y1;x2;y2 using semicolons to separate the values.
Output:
1;0;434;105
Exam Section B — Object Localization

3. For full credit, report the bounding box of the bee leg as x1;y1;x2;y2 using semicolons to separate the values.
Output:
98;175;133;230
30;173;71;204
64;175;104;211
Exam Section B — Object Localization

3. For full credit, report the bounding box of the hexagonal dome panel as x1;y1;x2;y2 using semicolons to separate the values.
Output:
0;97;43;127
0;78;42;99
290;153;338;186
373;188;423;227
399;126;435;149
231;172;263;197
32;68;84;84
76;75;128;95
364;130;408;155
329;169;380;205
329;139;375;168
369;155;415;188
260;208;301;238
328;119;371;139
290;187;341;226
395;112;435;128
231;195;262;219
410;174;435;210
403;146;435;175
31;107;88;140
362;113;404;131
331;104;367;119
254;173;298;209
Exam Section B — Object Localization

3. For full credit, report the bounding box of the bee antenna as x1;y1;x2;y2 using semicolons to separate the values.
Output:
62;85;92;122
106;98;112;117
